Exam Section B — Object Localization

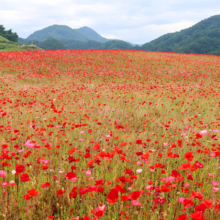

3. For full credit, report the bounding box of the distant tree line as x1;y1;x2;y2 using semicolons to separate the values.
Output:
0;25;18;42
19;37;142;50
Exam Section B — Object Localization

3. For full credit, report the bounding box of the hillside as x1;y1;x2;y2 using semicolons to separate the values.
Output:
142;15;220;55
0;35;42;51
26;25;108;43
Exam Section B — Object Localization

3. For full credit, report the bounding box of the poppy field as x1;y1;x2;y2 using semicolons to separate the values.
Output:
0;49;220;220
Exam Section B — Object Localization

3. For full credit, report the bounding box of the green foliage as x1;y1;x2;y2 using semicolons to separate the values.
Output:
142;15;220;55
0;25;18;42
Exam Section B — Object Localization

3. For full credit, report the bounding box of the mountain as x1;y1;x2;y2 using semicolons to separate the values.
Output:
26;25;108;43
21;24;141;49
142;15;220;55
76;26;108;43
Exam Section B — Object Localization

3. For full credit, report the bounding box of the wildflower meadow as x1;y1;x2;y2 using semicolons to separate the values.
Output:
0;49;220;220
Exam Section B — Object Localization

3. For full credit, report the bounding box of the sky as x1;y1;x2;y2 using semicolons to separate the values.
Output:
1;0;220;44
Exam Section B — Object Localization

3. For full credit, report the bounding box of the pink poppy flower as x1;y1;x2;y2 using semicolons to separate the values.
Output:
0;170;6;178
24;140;35;148
211;181;218;187
212;187;219;193
131;200;141;206
178;198;185;203
2;182;8;187
86;170;91;175
199;130;207;135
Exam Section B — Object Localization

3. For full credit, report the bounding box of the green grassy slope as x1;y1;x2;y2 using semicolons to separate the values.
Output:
0;35;42;51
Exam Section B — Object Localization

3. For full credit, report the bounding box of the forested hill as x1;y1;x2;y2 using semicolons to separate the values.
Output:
26;25;108;43
141;15;220;55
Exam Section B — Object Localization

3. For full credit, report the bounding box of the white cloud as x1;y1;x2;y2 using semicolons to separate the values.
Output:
102;34;119;39
148;20;197;33
0;0;220;43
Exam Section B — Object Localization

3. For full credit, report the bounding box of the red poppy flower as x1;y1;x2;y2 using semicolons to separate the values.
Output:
23;194;31;200
130;191;141;200
27;189;40;197
171;170;181;177
190;191;203;200
65;172;77;179
120;142;127;147
141;153;149;159
179;163;191;170
125;169;133;175
93;143;100;151
69;148;76;155
160;186;171;192
41;182;51;188
183;199;194;207
195;202;207;212
184;152;194;161
136;140;142;144
107;189;119;200
176;214;188;220
57;190;64;195
69;190;77;198
15;164;26;174
190;211;205;220
203;199;213;207
96;186;104;193
95;179;104;186
121;195;129;201
20;173;31;182
95;210;104;217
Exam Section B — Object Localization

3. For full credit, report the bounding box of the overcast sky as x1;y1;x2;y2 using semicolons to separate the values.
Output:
1;0;220;44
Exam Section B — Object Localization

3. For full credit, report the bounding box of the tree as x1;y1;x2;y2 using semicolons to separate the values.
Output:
0;25;18;42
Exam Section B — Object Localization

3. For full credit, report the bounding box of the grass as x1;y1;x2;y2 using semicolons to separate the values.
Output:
0;35;42;51
0;49;219;220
